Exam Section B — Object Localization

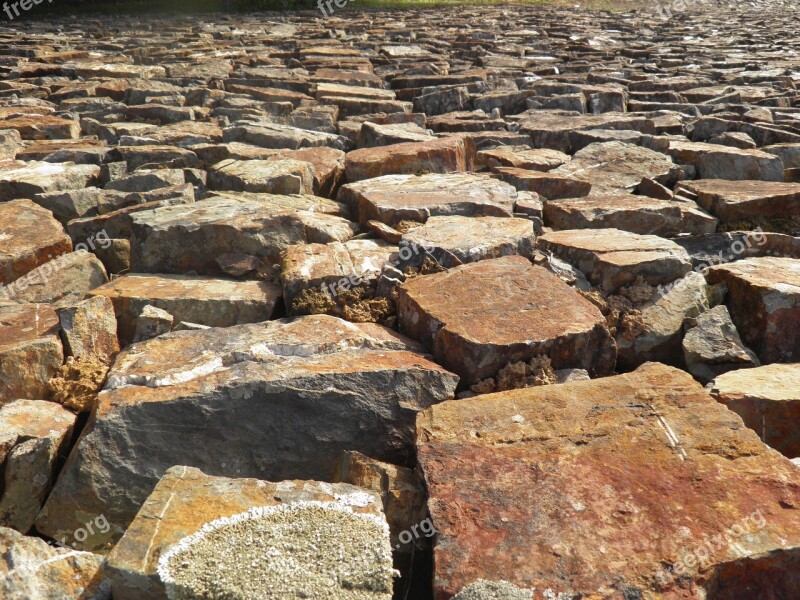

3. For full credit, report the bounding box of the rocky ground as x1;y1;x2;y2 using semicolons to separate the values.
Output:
1;2;800;599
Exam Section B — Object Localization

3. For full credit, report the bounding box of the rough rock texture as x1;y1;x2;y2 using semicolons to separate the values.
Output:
344;136;476;182
36;315;458;551
543;193;716;236
683;305;760;384
104;466;392;600
338;172;517;226
418;363;800;599
129;197;358;274
551;141;683;194
89;273;282;345
397;256;616;385
399;216;535;269
0;526;111;600
539;228;693;293
708;364;800;458
677;180;800;221
0;400;75;532
707;257;800;363
57;295;120;362
0;200;72;287
0;303;63;402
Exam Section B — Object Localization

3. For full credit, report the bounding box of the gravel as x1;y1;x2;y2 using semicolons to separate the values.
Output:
158;501;395;599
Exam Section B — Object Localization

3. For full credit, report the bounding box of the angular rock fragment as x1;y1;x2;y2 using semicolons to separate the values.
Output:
399;215;535;269
0;526;111;600
36;315;458;550
683;305;760;383
551;141;683;194
418;363;800;598
0;400;75;532
0;161;99;200
543;193;716;236
344;136;476;182
492;166;591;200
129;197;357;275
90;273;282;346
539;228;693;293
281;239;396;313
0;199;72;286
4;250;108;308
707;257;800;363
207;158;314;195
339;172;517;226
676;179;800;221
397;256;615;385
708;364;800;458
0;303;62;402
58;295;120;362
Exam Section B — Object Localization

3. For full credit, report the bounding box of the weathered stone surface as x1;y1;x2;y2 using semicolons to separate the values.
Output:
517;111;654;153
0;526;111;600
543;193;716;236
0;200;72;287
676;179;800;221
551;141;683;194
105;466;392;600
399;216;535;268
58;295;120;362
0;161;99;200
334;451;426;553
5;250;108;309
36;315;458;551
90;273;282;346
683;305;760;384
707;257;800;363
129;197;357;274
207;158;314;195
697;146;784;181
281;239;396;311
132;304;174;343
0;400;75;532
708;364;800;458
491;166;591;200
0;303;62;403
539;229;693;293
478;146;570;171
339;172;517;226
397;256;615;385
344;136;476;182
418;362;800;598
223;121;348;150
616;271;710;370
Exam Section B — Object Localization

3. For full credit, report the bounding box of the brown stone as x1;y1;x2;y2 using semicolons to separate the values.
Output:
344;136;476;182
706;257;800;363
417;362;800;598
396;256;615;385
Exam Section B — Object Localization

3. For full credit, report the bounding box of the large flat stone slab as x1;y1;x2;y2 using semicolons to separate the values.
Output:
105;466;392;600
677;179;800;221
396;256;615;385
543;193;716;236
129;197;358;274
338;172;517;226
35;315;458;551
0;161;99;200
89;273;282;345
539;228;693;293
417;362;800;598
550;141;683;194
344;136;476;182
